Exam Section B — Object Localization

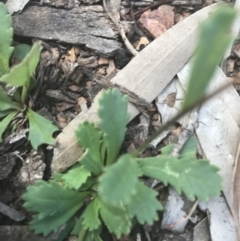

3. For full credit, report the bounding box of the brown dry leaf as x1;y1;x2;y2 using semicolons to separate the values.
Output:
55;102;75;112
77;97;88;111
98;56;109;65
98;68;106;75
74;46;81;55
106;59;116;75
164;92;176;108
232;145;240;241
68;85;81;92
134;37;149;51
67;46;76;63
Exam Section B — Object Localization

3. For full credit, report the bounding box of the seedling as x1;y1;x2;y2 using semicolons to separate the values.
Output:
23;6;236;241
0;3;58;149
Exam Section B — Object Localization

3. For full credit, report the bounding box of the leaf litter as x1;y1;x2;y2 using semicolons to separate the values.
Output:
1;1;240;241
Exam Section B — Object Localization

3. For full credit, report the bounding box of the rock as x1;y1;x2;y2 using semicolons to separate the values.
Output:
138;5;175;38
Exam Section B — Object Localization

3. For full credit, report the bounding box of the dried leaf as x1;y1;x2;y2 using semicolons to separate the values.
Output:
232;144;240;240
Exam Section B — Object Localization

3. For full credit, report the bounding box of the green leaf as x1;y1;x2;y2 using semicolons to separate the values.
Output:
0;42;42;87
71;215;84;235
0;111;18;142
79;149;103;175
179;136;197;159
0;3;14;76
76;122;103;174
12;44;31;62
85;230;103;241
76;121;102;154
23;180;90;236
182;7;237;110
79;177;96;191
0;110;12;118
82;198;101;231
138;149;222;201
62;163;91;190
161;144;174;155
98;154;139;205
0;86;19;111
27;108;58;149
126;182;163;224
99;198;131;238
98;88;130;165
55;216;76;241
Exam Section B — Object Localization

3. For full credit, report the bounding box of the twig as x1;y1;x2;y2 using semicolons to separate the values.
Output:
103;0;138;56
164;200;199;229
132;0;172;17
136;81;231;155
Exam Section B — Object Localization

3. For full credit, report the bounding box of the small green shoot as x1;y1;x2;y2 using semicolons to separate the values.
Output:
23;89;222;241
0;3;58;149
23;5;236;241
182;7;237;110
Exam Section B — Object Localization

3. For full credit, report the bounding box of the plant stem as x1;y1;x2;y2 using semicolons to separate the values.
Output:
21;84;28;104
135;81;231;155
77;228;87;241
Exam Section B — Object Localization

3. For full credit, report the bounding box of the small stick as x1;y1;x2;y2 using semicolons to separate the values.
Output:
164;200;199;229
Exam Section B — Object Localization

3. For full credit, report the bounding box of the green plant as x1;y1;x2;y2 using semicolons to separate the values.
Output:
22;6;236;241
23;88;222;241
0;3;58;149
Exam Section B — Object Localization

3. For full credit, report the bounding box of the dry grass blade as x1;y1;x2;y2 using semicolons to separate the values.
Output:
232;144;240;241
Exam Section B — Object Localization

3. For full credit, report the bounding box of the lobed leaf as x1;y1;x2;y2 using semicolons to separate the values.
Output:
0;3;14;76
76;121;102;154
0;111;18;142
182;7;237;110
0;86;19;111
61;163;91;190
98;154;139;205
126;181;163;224
82;198;101;231
23;180;90;236
138;153;222;201
98;88;130;165
99;198;131;238
76;122;103;174
71;215;84;235
0;42;42;87
79;150;103;175
27;108;58;150
55;216;76;241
